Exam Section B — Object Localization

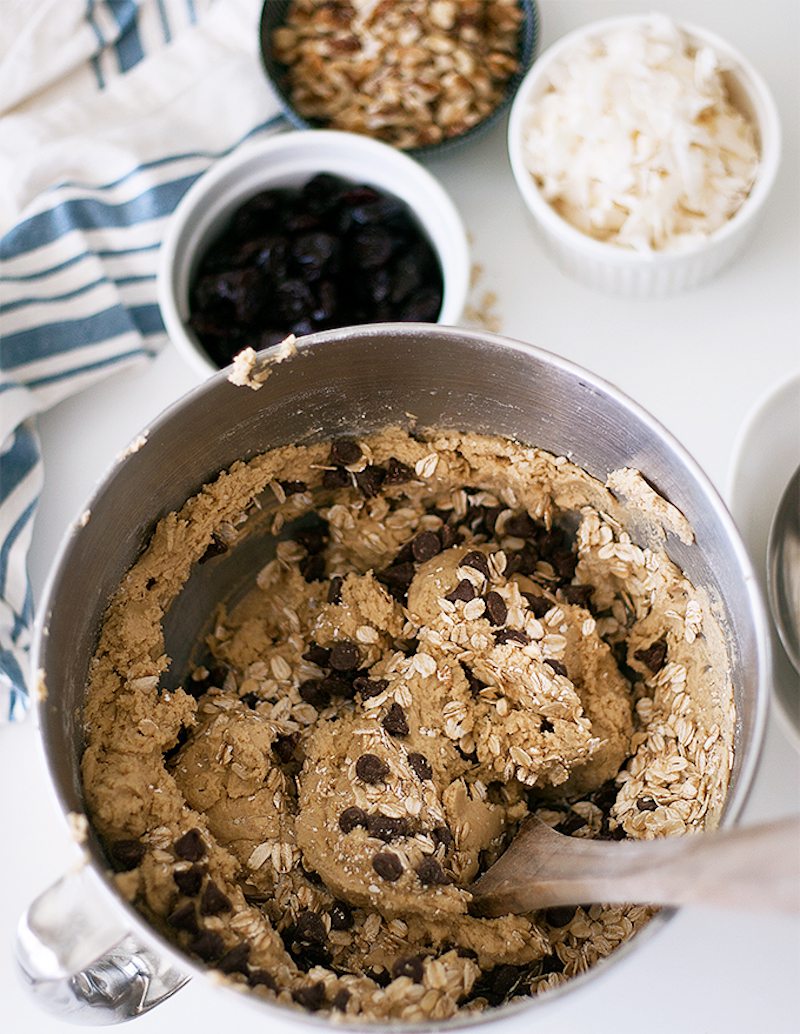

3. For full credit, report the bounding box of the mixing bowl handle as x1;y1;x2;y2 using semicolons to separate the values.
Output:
15;865;188;1023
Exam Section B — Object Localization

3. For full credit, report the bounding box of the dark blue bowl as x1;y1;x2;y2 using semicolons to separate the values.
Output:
259;0;540;158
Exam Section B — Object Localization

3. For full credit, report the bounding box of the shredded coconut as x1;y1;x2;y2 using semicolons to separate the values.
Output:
522;15;759;252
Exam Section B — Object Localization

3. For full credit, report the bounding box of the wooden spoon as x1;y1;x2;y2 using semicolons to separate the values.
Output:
469;815;800;917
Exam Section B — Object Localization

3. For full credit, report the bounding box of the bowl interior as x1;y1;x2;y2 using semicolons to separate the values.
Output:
34;325;768;1028
258;0;540;158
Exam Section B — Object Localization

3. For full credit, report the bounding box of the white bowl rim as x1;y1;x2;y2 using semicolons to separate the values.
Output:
157;129;471;378
507;13;782;265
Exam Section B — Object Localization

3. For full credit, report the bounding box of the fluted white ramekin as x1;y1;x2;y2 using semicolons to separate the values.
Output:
159;130;470;378
507;16;781;298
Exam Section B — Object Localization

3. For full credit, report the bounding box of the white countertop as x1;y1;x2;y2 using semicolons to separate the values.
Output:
3;1;799;1032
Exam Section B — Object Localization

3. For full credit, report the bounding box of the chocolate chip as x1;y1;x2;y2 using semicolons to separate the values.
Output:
293;982;326;1012
507;544;536;577
416;857;450;885
372;851;403;881
108;838;145;871
217;942;251;974
611;640;639;684
329;641;360;671
190;930;225;961
293;517;329;554
248;968;277;990
411;530;442;562
489;963;527;1001
366;814;410;842
198;533;228;564
522;592;551;618
301;865;324;887
393;539;415;564
429;831;454;856
544;905;578;927
398;636;419;656
561;584;594;608
274;733;299;764
439;524;459;549
339;806;367;833
174;864;205;896
376;561;415;593
329;439;362;466
539;953;565;975
637;796;658;812
322;466;349;489
552;549;578;581
555;812;587;836
445;579;476;604
539;718;555;734
365;966;391;987
392;955;424;982
384;457;414;484
302;643;331;666
544;658;568;678
494;628;529;645
280;479;307;496
175;828;205;861
634;638;668;673
320;673;354;699
462;504;486;533
168;902;199;934
327;575;344;604
355;464;386;498
480;505;502;536
295;910;327;945
332;988;351;1011
484;591;507;626
300;553;326;582
353;676;388;699
505;512;538;538
590;779;619;814
298;678;331;710
461;664;487;696
200;881;232;916
329;901;354;931
407;752;432;781
382;702;409;737
356;753;389;783
461;550;489;577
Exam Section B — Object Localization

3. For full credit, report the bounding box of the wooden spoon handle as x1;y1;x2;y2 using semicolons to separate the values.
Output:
470;816;800;917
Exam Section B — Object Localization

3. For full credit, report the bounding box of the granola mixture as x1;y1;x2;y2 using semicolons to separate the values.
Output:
272;0;523;150
81;429;735;1021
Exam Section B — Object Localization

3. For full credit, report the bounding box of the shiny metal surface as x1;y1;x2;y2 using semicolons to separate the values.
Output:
767;464;800;676
16;867;188;1023
25;324;771;1028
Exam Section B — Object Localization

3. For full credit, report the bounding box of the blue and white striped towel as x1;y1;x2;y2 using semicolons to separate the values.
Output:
0;0;284;721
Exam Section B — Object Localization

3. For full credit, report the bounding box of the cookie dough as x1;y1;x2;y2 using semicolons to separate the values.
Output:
81;429;735;1022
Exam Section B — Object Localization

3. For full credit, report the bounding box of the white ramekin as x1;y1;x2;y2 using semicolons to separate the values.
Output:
158;130;470;378
507;16;782;298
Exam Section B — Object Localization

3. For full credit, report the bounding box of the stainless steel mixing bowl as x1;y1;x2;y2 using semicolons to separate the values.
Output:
19;324;769;1028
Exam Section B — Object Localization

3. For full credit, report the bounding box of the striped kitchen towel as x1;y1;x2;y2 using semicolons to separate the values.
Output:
0;0;284;721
